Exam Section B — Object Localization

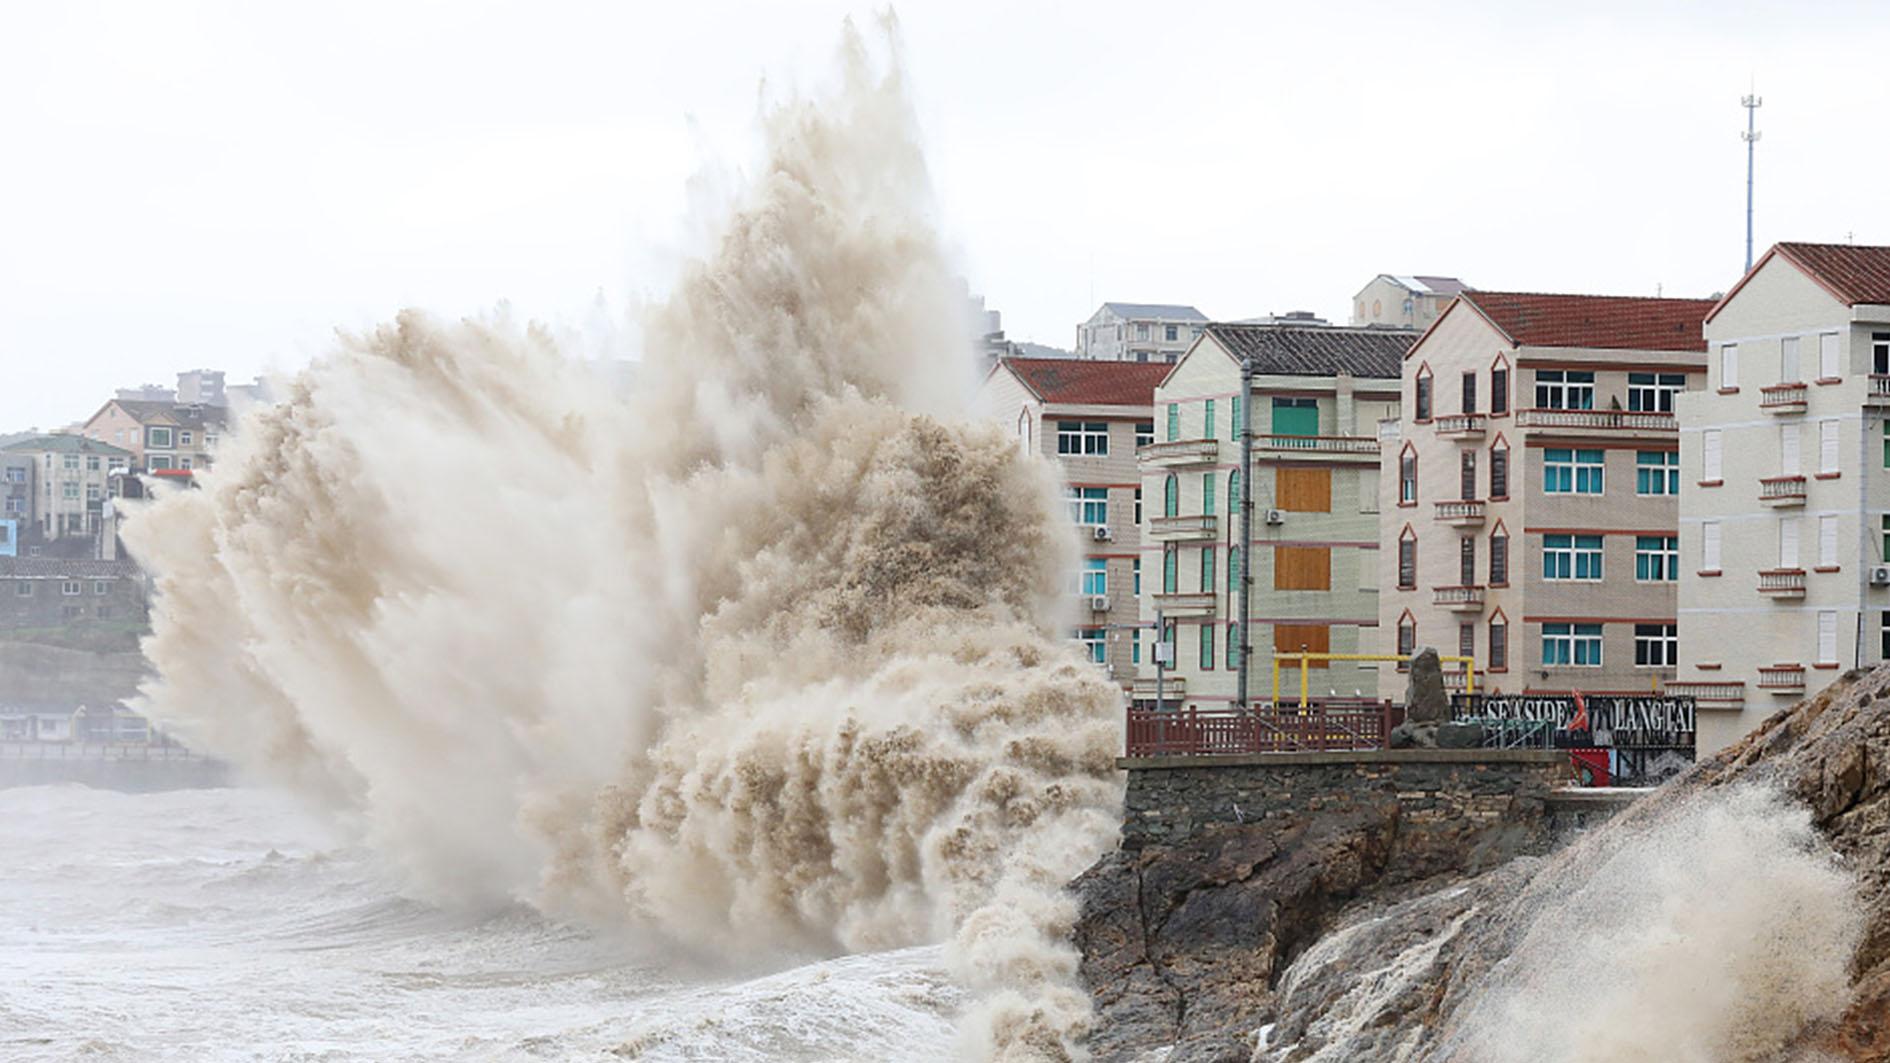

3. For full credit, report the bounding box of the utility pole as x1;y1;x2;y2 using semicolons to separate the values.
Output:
1742;91;1763;273
1235;356;1255;711
1153;607;1167;711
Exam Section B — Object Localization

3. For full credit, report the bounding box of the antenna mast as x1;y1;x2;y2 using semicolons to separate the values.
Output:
1742;92;1763;272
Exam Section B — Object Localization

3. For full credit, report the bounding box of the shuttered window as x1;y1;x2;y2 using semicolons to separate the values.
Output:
1703;429;1723;481
1274;546;1332;591
1703;522;1721;571
1818;610;1839;664
1820;419;1840;474
1277;467;1332;512
1274;624;1330;668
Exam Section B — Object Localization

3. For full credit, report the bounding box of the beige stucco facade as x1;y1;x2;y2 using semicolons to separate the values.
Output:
1377;301;1707;699
1677;252;1890;752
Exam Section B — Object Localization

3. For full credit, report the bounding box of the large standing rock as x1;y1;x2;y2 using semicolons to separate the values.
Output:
1388;647;1449;748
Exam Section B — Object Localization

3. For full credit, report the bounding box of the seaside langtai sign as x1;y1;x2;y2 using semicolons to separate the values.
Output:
1453;694;1696;747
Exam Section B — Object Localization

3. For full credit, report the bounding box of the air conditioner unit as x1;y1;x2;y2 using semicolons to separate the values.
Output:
1871;565;1890;587
1264;508;1286;526
1089;595;1110;612
1091;524;1114;542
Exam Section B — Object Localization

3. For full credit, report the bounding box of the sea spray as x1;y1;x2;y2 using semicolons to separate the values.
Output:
123;20;1123;1060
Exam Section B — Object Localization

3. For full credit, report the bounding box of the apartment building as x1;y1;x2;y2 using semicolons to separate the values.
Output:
1075;303;1208;362
81;399;226;473
1379;291;1715;697
1138;323;1415;709
0;436;134;543
1675;242;1890;752
973;356;1171;687
1352;275;1474;330
1;452;33;539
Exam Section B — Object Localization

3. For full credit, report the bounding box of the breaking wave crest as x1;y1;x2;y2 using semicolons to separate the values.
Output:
123;20;1123;1059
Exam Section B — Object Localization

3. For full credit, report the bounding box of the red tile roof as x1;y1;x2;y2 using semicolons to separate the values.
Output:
1774;242;1890;306
1002;357;1171;407
1458;291;1714;353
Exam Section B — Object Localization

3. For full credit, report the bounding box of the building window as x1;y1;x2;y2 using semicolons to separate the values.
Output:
1166;403;1180;441
13;582;29;597
1720;344;1739;389
1820;514;1839;568
147;426;174;448
1459;622;1475;660
1460;451;1476;501
1163;474;1179;518
1202;472;1217;516
93;580;108;595
1545;534;1603;581
62;482;79;500
1230;395;1242;442
1820;419;1840;474
85;455;100;471
1634;623;1678;667
1535;370;1595;410
1490;530;1509;585
1398;531;1416;589
1133;488;1142;525
1077;627;1106;665
109;457;127;473
1415;372;1433;421
1135;422;1154;448
1489;618;1508;671
61;580;81;596
61;454;79;471
1819;333;1841;379
1635;451;1680;495
1200;624;1215;670
1627;372;1686;413
96;605;113;620
180;430;193;446
1703;521;1722;571
1057;421;1109;456
149;455;173;471
1779;516;1801;569
1461;372;1477;415
1163;547;1178;594
1164;324;1179;341
1398;616;1416;660
1635;536;1680;581
1067;487;1108;526
85;485;101;502
1080;558;1107;597
1543;622;1603;666
1132;558;1141;597
1203;399;1216;439
1491;366;1509;415
3;467;20;484
1783;336;1802;382
1490;444;1508;498
1459;536;1476;586
1873;332;1890;376
1882;611;1890;661
1400;449;1417;504
1704;429;1723;481
1199;546;1216;592
1882;515;1890;563
1228;469;1240;517
1818;610;1839;664
62;605;82;619
1545;448;1603;494
1227;623;1240;671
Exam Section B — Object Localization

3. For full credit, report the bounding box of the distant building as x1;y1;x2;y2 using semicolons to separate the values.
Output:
1234;311;1333;327
1677;242;1890;752
0;556;147;630
176;369;226;406
81;400;227;474
0;436;134;543
2;452;33;538
1076;303;1209;363
1141;323;1417;708
973;357;1172;687
1379;290;1714;699
115;384;177;403
1352;275;1474;330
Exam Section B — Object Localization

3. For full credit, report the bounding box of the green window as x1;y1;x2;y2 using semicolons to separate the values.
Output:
1228;546;1241;592
1200;623;1215;670
1204;399;1216;439
1230;395;1242;442
1228;469;1241;516
1163;474;1179;518
1133;557;1142;596
1166;403;1180;441
1271;397;1319;437
1203;472;1217;516
1163;549;1177;593
1199;546;1215;592
1226;623;1240;670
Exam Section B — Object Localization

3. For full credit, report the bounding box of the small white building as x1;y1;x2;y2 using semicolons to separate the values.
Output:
1075;303;1208;363
1352;275;1474;330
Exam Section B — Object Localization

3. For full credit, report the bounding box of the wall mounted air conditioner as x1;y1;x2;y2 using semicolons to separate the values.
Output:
1871;565;1890;587
1264;508;1286;525
1091;525;1113;542
1089;595;1110;612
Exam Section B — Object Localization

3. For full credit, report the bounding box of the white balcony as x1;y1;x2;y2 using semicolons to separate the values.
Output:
1434;499;1486;526
1151;592;1217;618
1432;585;1486;613
1759;475;1807;507
1869;375;1890;407
1757;665;1806;695
1138;439;1219;468
1434;413;1487;440
1664;680;1746;707
1249;434;1380;463
1130;676;1186;700
1760;382;1808;413
1148;514;1218;541
1758;568;1807;598
1514;408;1677;432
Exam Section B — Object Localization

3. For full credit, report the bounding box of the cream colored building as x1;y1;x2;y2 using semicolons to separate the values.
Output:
1138;323;1414;709
1;435;135;542
80;399;226;473
1075;303;1208;363
973;357;1171;688
1676;242;1890;752
1352;275;1473;330
1378;291;1715;697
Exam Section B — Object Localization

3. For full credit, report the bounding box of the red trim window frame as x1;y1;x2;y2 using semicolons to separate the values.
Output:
1488;518;1511;588
1414;362;1435;423
1397;523;1418;590
1489;352;1512;418
1398;441;1418;507
1489;432;1511;501
1487;606;1510;673
1396;608;1417;671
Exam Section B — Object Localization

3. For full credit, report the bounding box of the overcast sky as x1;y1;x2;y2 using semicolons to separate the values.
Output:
4;1;1887;431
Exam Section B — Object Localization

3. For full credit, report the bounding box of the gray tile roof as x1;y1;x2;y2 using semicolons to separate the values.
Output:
1205;323;1418;379
109;400;228;430
0;557;143;579
1102;302;1208;322
3;435;133;457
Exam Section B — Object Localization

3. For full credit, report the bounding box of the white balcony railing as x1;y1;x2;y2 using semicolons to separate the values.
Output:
1434;499;1486;525
1759;475;1807;505
1249;434;1379;456
1432;585;1486;612
1148;514;1218;540
1137;439;1219;466
1758;569;1807;596
1433;413;1487;438
1664;680;1746;705
1514;408;1677;432
1757;665;1807;692
1760;382;1809;411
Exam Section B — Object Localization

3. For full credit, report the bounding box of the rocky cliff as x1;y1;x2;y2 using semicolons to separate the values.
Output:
1074;666;1890;1062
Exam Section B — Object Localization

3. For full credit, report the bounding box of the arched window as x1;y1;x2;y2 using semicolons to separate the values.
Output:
1228;468;1241;516
1226;622;1240;670
1164;473;1179;518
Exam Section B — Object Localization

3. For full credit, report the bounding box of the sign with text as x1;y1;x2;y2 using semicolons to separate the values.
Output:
1452;694;1696;747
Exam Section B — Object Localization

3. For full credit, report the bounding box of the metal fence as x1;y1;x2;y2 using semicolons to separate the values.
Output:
1125;699;1402;756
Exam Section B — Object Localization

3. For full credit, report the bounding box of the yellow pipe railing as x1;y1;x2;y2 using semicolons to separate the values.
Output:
1270;652;1477;707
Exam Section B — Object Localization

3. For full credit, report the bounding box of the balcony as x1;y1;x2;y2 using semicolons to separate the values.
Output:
1434;413;1487;440
1148;514;1218;541
1757;665;1806;695
1869;375;1890;407
1433;499;1486;526
1130;676;1185;701
1760;382;1808;413
1664;680;1746;707
1514;408;1677;433
1249;434;1380;463
1759;475;1807;507
1758;568;1807;598
1432;585;1486;612
1151;592;1217;618
1138;438;1218;468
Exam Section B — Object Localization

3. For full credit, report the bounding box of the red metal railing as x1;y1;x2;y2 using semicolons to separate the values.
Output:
1124;699;1403;756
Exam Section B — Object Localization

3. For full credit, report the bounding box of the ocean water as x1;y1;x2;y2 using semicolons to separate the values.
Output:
0;785;961;1062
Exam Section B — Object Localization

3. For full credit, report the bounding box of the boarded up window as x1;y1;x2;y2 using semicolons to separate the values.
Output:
1274;546;1331;590
1274;623;1330;668
1277;467;1332;512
